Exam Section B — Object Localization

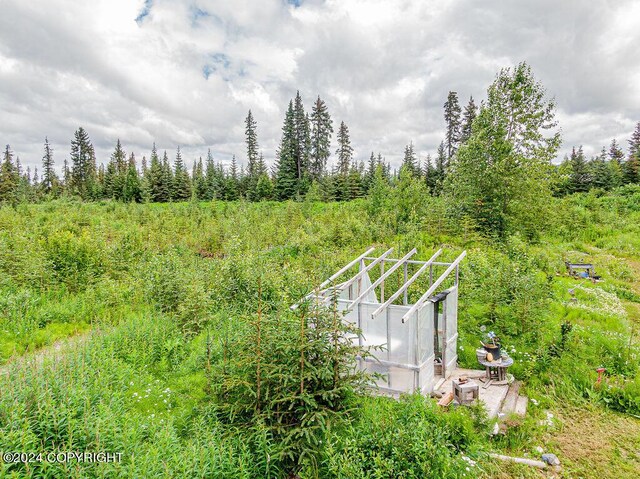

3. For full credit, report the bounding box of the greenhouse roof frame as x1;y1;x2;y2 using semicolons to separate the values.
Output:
302;248;467;313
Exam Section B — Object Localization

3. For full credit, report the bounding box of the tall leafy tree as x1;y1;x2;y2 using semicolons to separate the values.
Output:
460;96;477;143
445;62;561;238
69;127;97;199
310;96;333;180
443;91;462;160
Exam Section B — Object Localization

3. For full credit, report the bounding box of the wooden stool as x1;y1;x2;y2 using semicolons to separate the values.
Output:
452;379;479;405
479;356;513;383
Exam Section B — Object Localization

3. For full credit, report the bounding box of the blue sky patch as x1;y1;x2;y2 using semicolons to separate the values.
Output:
135;0;153;24
203;53;232;80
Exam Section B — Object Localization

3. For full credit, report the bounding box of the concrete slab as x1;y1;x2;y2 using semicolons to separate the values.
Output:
515;396;528;416
501;381;522;415
435;368;510;418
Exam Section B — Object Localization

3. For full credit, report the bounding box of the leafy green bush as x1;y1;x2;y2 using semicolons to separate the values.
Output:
322;394;482;478
43;230;106;292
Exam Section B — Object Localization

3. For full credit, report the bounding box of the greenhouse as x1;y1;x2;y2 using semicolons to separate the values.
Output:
303;247;466;396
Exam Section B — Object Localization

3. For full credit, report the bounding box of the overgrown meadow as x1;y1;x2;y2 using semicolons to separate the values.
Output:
0;184;639;478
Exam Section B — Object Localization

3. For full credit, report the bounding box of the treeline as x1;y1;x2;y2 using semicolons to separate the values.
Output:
1;70;639;208
556;136;640;194
0;92;389;204
0;89;475;204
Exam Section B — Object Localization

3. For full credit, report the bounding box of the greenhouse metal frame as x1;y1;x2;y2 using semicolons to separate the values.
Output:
302;247;466;396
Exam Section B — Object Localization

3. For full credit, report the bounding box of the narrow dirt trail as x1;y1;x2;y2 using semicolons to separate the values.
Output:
0;333;90;376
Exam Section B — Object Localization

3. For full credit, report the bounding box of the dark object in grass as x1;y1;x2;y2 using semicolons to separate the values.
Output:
565;261;600;280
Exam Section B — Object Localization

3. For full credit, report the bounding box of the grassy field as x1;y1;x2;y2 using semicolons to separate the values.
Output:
0;187;638;478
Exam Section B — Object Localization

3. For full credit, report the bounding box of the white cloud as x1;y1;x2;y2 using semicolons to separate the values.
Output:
0;0;639;173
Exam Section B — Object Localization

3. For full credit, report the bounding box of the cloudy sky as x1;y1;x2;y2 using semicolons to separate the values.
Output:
1;0;639;173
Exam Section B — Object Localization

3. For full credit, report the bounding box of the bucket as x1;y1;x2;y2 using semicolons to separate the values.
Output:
484;343;501;359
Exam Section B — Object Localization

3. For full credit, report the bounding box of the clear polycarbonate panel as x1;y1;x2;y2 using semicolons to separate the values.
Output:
444;286;459;375
362;360;391;389
358;271;379;303
418;359;435;394
360;303;386;350
337;270;377;302
337;299;357;326
387;305;414;366
388;366;416;391
417;303;434;364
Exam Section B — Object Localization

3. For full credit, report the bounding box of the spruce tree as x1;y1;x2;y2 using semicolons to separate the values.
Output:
275;101;299;200
245;110;259;178
123;152;142;202
172;147;192;201
162;151;174;200
569;146;591;192
364;151;377;192
443;91;462;160
310;96;333;180
62;158;71;193
41;137;58;194
624;122;640;184
335;121;353;175
69;127;97;199
112;139;127;199
402;142;419;176
588;148;614;190
192;157;207;200
460;96;477;143
104;156;118;199
148;144;170;202
424;154;437;194
293;91;311;190
608;139;625;164
224;155;240;200
204;149;218;200
254;174;274;201
17;163;33;203
628;122;640;159
0;145;19;204
433;141;447;195
347;160;364;199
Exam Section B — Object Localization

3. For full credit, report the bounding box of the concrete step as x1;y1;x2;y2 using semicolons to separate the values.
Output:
500;381;521;415
515;395;528;416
